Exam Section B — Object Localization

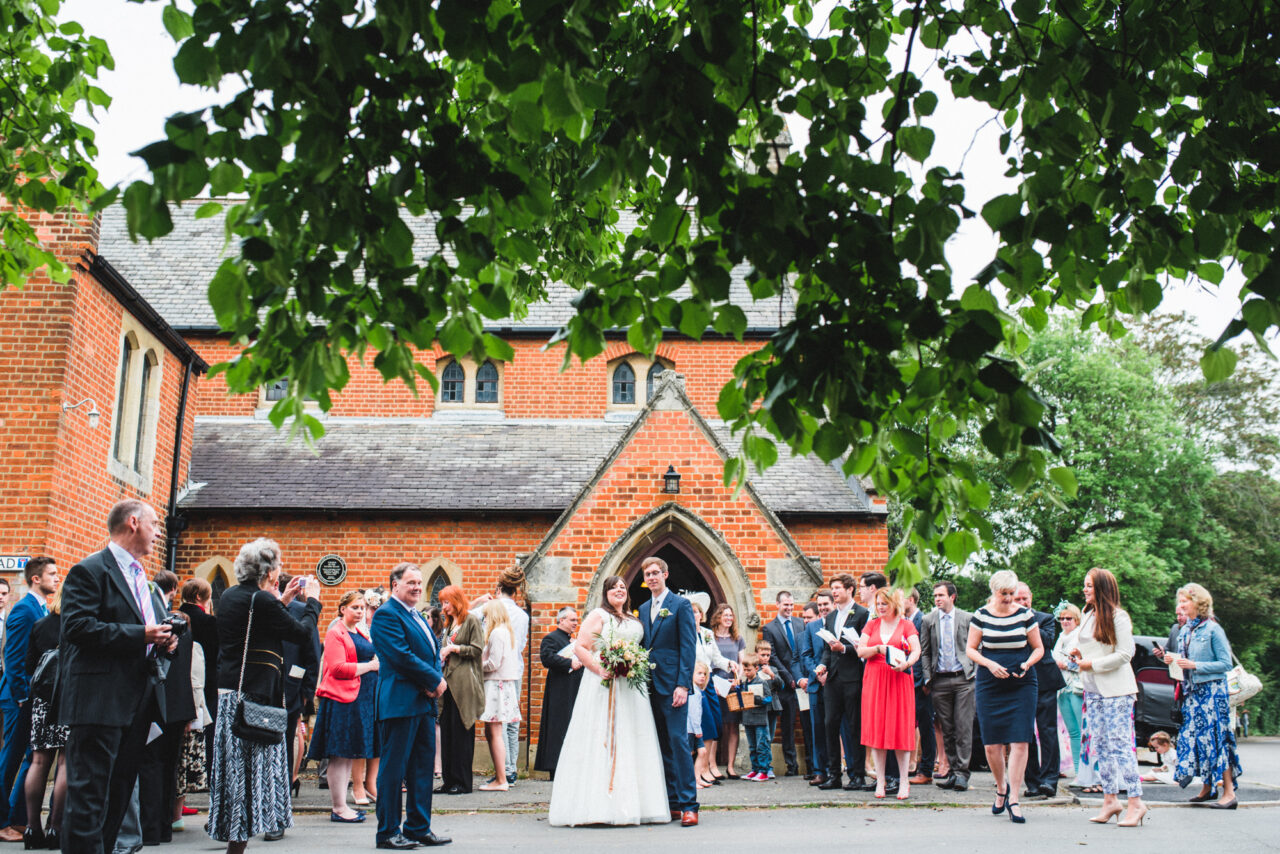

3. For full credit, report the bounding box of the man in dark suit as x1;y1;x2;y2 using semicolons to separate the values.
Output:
761;591;807;776
815;573;872;791
638;556;698;827
1015;583;1064;799
60;500;177;854
370;563;449;849
920;581;975;791
0;556;57;840
799;593;832;784
533;607;583;780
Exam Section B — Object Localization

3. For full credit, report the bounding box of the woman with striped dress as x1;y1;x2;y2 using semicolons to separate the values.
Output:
965;569;1044;824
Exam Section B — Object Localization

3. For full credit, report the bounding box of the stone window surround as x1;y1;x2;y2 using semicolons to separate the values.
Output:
606;353;673;412
108;324;163;493
435;356;504;409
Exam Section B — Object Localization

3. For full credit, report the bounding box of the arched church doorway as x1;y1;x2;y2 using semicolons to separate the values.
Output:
624;535;727;615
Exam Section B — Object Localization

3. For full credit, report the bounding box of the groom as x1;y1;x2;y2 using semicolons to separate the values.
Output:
638;556;699;827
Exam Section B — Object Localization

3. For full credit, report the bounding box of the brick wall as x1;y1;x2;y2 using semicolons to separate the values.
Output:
186;335;765;419
0;204;196;578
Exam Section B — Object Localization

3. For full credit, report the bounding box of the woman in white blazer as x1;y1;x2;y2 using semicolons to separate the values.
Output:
1070;567;1147;828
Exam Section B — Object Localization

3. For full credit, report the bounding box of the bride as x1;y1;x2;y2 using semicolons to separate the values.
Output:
548;576;670;826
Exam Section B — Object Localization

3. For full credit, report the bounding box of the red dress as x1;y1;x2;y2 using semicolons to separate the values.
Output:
860;617;917;750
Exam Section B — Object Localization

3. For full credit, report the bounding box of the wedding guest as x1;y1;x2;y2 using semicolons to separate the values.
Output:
965;569;1044;824
1072;567;1147;826
1141;731;1178;784
534;607;583;781
178;578;219;779
1014;583;1064;799
739;654;782;781
470;567;530;787
687;595;729;782
690;662;712;788
479;600;521;792
709;603;746;777
1051;603;1085;775
173;639;212;831
799;592;832;785
435;586;484;794
308;590;380;823
208;539;323;853
278;571;322;814
857;587;920;800
755;638;792;776
1161;582;1241;809
921;581;975;791
21;586;65;849
904;589;935;786
761;591;806;776
816;574;872;792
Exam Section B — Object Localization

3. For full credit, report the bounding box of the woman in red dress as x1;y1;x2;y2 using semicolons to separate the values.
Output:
857;586;921;800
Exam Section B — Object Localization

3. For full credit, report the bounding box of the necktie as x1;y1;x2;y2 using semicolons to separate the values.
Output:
783;618;795;651
129;561;156;627
941;612;954;668
411;607;436;651
651;596;661;623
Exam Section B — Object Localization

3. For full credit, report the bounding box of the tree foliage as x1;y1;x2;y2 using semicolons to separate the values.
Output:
0;0;114;287
6;0;1280;588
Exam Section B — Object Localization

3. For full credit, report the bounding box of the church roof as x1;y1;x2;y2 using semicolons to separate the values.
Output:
179;417;879;517
97;204;795;333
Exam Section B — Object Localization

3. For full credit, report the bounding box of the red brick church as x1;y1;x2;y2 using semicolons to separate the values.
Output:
0;201;887;762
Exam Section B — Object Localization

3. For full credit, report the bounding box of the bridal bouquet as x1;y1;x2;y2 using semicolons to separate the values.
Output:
596;634;653;693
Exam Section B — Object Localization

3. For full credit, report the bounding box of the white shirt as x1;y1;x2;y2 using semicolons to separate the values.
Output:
649;591;668;623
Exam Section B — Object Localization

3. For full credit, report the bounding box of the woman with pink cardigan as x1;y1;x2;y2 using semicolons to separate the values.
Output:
307;591;380;822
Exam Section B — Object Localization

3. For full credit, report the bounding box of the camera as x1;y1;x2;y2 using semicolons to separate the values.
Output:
160;613;189;639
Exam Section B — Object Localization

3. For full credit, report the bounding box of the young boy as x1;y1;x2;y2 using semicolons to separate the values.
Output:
691;662;712;788
740;652;784;781
755;639;792;778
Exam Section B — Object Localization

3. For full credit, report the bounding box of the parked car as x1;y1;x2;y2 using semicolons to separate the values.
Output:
1132;635;1180;743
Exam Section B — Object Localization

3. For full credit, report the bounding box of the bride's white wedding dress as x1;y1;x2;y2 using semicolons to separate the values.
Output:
548;610;670;826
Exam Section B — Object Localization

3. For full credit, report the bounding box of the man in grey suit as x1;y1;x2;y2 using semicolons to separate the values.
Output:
761;591;807;776
919;580;975;791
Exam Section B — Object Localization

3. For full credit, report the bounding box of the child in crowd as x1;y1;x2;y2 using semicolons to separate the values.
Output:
1140;731;1178;784
755;640;791;761
691;662;712;788
740;653;783;781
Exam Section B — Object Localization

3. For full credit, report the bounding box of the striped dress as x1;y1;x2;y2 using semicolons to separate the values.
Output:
971;605;1038;744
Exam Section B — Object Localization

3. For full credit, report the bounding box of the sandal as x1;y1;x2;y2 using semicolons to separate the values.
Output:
1081;785;1104;794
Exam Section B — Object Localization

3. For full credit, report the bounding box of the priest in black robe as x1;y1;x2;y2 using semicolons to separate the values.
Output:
534;607;583;779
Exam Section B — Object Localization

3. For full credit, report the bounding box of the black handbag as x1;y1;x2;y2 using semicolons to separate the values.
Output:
29;648;59;705
231;592;287;745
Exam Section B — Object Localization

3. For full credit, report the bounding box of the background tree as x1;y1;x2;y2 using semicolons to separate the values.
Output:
5;0;1280;588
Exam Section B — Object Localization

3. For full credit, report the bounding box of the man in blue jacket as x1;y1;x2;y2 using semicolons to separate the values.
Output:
370;563;450;849
0;556;58;839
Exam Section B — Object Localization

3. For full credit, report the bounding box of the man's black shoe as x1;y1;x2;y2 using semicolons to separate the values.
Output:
952;775;970;792
885;778;900;796
808;774;828;786
1040;785;1059;798
1024;787;1048;800
433;785;465;795
816;777;843;791
784;767;799;777
376;835;420;850
405;831;452;847
263;829;285;842
936;774;956;790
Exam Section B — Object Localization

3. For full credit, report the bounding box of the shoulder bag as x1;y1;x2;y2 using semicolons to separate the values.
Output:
231;592;288;745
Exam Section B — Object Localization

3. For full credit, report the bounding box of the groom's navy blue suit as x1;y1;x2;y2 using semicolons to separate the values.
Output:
640;593;698;814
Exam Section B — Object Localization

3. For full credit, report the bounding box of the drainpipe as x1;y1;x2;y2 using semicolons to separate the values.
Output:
164;359;194;574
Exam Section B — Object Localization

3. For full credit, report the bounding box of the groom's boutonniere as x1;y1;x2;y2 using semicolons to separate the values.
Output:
657;608;671;619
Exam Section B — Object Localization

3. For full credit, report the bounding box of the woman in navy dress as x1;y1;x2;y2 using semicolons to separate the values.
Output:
966;569;1044;824
308;591;380;822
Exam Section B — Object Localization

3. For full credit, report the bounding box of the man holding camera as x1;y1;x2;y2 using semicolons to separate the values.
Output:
61;500;178;854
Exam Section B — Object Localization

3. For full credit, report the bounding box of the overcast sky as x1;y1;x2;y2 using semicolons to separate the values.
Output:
65;0;1243;341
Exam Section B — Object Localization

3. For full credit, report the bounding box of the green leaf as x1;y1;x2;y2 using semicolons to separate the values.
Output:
897;126;935;163
1048;466;1078;498
194;201;222;220
981;194;1022;231
1200;346;1238;383
161;4;194;40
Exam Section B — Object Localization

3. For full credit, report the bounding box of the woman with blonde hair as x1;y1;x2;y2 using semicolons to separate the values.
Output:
857;587;920;800
1050;602;1085;775
966;569;1043;824
307;590;380;822
435;585;484;795
1161;582;1241;808
478;599;521;791
1071;567;1147;826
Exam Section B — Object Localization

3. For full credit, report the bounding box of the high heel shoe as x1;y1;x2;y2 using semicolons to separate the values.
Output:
291;778;301;798
1007;801;1025;824
1089;804;1123;824
1118;805;1149;826
22;825;44;850
992;787;1008;815
43;824;58;851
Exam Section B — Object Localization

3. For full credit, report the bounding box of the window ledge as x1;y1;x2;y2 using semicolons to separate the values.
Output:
431;409;506;422
108;458;150;494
